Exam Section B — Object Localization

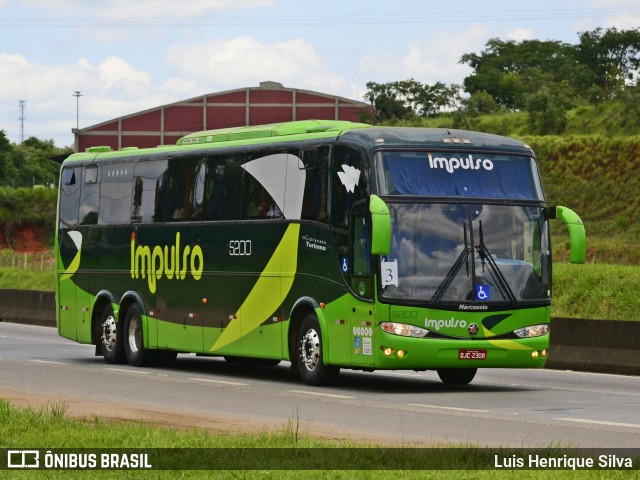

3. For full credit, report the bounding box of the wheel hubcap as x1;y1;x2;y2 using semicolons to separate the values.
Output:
300;328;320;372
101;315;117;352
128;314;141;354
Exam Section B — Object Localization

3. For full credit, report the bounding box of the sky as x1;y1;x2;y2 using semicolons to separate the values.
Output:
1;0;639;148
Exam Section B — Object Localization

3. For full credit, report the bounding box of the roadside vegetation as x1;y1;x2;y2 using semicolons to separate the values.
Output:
0;399;635;478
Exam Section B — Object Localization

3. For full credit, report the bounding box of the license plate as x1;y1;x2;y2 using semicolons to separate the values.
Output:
458;349;487;360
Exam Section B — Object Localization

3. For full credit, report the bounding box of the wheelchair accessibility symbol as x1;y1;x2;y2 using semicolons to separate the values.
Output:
476;285;490;301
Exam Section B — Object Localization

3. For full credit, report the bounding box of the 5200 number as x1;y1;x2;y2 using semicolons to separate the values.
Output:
229;240;252;256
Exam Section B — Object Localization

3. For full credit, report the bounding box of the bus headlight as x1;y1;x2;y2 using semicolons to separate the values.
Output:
513;324;550;338
380;322;429;338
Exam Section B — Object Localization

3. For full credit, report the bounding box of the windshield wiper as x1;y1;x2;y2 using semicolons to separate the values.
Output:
430;223;472;306
475;220;517;306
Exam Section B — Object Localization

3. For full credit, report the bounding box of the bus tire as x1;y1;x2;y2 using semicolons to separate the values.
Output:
123;303;151;367
296;313;339;386
99;304;125;364
436;368;477;385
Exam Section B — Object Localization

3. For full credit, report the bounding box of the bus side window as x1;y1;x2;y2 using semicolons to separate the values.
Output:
59;167;81;228
98;163;134;225
300;147;328;223
79;166;99;225
242;151;284;220
331;146;368;229
166;157;204;221
203;155;244;221
132;159;168;223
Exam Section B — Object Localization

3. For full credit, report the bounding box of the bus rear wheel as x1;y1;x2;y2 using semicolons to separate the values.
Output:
123;304;177;367
296;314;339;386
436;368;477;385
99;304;125;364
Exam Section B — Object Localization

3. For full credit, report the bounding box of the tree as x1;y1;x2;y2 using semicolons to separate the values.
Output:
575;27;640;98
364;79;462;122
525;86;569;135
364;81;413;122
0;134;68;188
460;38;579;110
0;131;19;186
15;137;66;187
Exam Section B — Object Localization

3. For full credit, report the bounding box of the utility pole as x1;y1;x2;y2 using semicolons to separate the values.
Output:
72;91;83;152
19;100;26;143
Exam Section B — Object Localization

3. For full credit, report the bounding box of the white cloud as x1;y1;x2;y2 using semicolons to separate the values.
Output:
165;36;348;92
95;56;152;91
0;53;169;145
572;0;640;36
357;24;489;85
505;28;535;42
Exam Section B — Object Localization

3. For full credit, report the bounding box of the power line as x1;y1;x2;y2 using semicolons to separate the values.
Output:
0;8;638;28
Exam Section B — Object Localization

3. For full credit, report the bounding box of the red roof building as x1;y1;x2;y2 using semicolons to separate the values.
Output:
73;81;370;152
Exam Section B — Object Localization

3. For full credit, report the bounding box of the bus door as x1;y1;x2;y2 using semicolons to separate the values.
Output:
155;157;206;353
349;202;375;366
150;226;205;353
58;166;82;341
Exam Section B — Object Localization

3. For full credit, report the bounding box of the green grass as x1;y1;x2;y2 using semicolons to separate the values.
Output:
0;399;636;479
551;263;640;320
0;267;55;291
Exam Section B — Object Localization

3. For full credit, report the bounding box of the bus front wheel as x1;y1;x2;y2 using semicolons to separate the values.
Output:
436;368;477;385
296;314;339;386
99;304;125;364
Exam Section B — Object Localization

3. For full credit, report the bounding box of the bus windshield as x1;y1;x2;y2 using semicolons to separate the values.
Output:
375;151;543;200
379;203;550;306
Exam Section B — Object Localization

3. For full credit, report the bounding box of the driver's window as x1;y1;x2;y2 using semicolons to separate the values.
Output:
350;202;372;299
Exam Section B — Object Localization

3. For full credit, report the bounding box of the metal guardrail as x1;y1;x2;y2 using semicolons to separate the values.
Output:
0;289;638;376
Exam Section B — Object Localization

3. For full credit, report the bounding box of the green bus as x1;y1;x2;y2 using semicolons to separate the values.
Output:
56;120;586;386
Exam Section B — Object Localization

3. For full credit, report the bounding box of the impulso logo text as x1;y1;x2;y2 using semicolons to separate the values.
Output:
425;317;468;331
428;153;494;173
130;232;204;293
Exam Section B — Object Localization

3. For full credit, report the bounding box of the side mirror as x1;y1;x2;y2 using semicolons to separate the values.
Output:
369;195;391;255
551;206;586;264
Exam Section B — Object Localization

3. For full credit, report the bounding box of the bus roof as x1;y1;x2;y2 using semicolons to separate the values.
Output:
176;119;371;146
63;120;371;164
63;120;532;165
339;127;533;154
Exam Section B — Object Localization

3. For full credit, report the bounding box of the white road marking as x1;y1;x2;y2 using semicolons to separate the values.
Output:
408;403;488;413
558;418;640;429
104;368;150;375
29;359;68;365
287;390;355;399
189;377;247;386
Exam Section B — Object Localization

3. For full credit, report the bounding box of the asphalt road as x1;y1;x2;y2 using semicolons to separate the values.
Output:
1;322;639;449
